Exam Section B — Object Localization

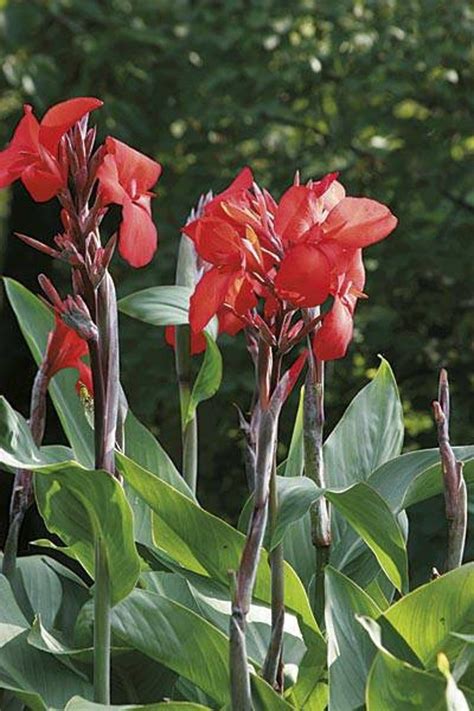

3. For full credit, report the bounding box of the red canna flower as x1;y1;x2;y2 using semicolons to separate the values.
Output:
274;178;397;308
97;137;162;268
43;313;93;395
0;97;102;201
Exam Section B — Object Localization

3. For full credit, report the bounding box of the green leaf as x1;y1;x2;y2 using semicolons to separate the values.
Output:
12;556;63;630
141;570;306;671
325;567;381;711
184;333;222;426
0;575;30;645
281;358;404;589
0;630;93;710
380;564;474;668
118;285;218;339
4;277;94;468
111;589;290;710
65;700;211;710
118;285;193;327
116;453;326;670
369;447;474;512
0;402;140;607
359;616;464;711
324;356;404;489
34;462;141;606
326;483;408;593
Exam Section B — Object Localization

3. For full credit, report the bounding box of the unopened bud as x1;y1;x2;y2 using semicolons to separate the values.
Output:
61;295;98;342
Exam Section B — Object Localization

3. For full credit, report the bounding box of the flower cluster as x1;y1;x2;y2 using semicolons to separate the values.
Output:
182;169;397;360
0;98;162;268
0;97;162;401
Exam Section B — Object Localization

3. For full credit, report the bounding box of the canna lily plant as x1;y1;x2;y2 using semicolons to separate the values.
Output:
0;98;473;711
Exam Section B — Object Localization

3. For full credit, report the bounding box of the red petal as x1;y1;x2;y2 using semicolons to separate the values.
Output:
118;196;158;268
324;197;398;248
275;244;331;307
311;172;339;198
39;97;103;154
193;218;243;267
274;185;320;246
21;162;63;202
217;307;245;336
104;137;162;196
0;106;40;187
97;153;128;205
189;267;238;333
46;314;89;377
313;297;354;361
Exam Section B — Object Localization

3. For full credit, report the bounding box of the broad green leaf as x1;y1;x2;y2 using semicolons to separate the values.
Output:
118;285;218;340
324;357;404;489
369;447;474;512
111;589;290;710
326;483;408;593
4;277;94;467
282;358;404;589
184;333;222;426
34;462;141;606
116;453;326;669
367;645;450;710
0;576;29;646
118;285;193;327
267;475;407;593
381;564;474;668
359;616;468;711
12;556;63;630
325;567;381;711
141;570;306;671
0;397;139;606
123;411;194;547
0;630;93;710
65;699;210;710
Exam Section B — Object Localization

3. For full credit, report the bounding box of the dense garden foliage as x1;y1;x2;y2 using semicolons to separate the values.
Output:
0;1;473;709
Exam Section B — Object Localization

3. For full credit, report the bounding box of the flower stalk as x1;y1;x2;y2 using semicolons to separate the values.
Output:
432;368;467;571
303;347;331;622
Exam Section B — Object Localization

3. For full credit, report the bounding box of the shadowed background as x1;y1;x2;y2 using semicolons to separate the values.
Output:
0;0;473;582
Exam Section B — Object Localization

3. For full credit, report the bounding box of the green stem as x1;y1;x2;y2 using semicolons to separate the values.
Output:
94;536;111;703
175;324;198;494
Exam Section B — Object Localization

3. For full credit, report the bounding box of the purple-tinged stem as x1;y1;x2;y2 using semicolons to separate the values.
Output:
432;369;467;571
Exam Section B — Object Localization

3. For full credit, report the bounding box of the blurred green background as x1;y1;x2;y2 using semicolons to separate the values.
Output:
0;0;473;581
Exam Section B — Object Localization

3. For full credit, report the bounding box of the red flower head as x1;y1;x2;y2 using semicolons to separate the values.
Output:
43;313;93;396
274;175;397;308
0;97;102;201
97;137;162;268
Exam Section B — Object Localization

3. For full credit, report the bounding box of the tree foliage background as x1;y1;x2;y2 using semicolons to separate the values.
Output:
0;0;473;580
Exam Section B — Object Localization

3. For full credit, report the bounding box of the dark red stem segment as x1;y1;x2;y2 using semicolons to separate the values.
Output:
432;368;467;571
